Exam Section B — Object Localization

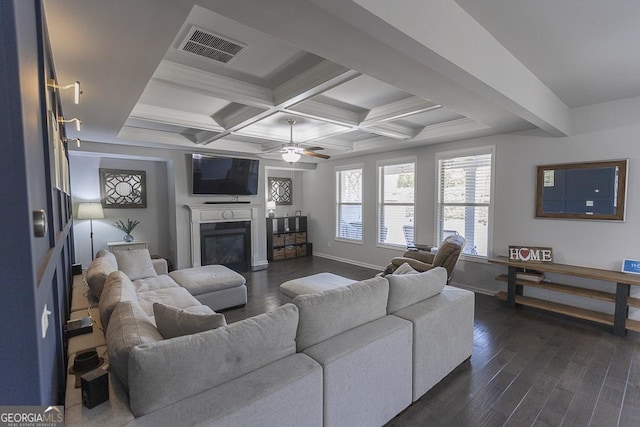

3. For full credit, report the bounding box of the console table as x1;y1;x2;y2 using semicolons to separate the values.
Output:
107;241;149;251
489;256;640;336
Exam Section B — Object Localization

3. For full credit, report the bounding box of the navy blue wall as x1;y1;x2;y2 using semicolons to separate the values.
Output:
0;0;73;405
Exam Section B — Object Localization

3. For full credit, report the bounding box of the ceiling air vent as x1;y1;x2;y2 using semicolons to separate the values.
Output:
179;27;246;64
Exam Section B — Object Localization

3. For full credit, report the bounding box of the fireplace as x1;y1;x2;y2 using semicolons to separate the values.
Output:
200;221;251;272
187;205;266;270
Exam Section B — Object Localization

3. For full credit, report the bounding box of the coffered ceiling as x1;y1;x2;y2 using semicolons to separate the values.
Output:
44;0;640;163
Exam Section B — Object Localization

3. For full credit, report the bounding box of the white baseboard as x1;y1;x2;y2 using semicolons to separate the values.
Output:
313;252;384;272
252;261;269;271
450;281;497;296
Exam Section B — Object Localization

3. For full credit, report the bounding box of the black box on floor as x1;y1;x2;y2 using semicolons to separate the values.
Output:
72;263;83;275
81;368;109;409
66;317;93;338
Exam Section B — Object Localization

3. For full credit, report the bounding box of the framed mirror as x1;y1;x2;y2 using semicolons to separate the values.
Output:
536;159;628;221
268;177;292;205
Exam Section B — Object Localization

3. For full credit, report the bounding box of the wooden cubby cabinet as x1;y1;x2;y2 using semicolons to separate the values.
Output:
266;216;312;262
489;256;640;336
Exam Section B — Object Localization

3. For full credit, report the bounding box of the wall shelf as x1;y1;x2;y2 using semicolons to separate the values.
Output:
626;319;640;333
494;274;616;303
495;291;614;326
627;297;640;309
489;256;640;336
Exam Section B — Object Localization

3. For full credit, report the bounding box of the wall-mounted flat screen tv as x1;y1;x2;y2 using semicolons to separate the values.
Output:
192;154;259;195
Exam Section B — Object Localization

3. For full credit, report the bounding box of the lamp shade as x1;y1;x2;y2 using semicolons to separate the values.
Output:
266;201;276;211
282;151;300;163
77;202;104;220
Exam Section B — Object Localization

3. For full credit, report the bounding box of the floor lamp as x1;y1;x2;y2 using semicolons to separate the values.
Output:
77;202;104;260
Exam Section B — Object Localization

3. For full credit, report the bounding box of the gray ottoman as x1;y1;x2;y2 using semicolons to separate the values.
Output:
169;265;247;311
280;273;357;298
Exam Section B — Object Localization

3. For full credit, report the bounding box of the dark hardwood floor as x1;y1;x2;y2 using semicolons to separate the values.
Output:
223;256;640;427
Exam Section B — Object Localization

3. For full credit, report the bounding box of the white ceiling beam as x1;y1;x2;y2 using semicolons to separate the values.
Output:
152;60;273;108
215;106;268;130
202;137;266;154
274;61;360;107
413;117;489;140
118;126;205;147
360;122;418;139
233;120;351;143
288;99;360;127
360;96;441;126
130;104;225;132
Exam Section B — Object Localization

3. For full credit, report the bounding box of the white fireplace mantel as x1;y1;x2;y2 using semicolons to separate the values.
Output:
186;204;261;269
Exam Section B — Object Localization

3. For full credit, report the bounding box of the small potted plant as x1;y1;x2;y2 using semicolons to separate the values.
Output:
114;218;140;242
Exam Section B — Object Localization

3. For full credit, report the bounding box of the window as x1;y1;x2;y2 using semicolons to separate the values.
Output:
377;158;415;247
436;147;494;258
336;165;363;241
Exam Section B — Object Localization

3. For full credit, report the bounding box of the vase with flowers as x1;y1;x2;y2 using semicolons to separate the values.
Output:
114;218;140;242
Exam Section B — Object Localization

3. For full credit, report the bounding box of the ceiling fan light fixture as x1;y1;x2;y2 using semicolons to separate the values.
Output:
282;150;301;163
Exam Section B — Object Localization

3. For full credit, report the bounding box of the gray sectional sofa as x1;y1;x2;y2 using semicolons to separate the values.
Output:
65;252;474;427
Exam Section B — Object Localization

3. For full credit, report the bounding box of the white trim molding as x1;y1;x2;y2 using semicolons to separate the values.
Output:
186;204;261;269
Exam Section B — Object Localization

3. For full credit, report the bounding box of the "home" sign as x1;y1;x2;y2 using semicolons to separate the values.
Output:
509;246;553;263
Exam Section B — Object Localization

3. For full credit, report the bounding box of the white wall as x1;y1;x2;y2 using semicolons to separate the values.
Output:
303;97;640;316
70;154;170;268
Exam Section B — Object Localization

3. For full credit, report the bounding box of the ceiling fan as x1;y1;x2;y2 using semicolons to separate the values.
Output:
278;119;330;163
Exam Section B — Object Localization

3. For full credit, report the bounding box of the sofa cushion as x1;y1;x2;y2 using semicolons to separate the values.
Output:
136;287;203;319
132;353;323;427
393;262;419;275
85;256;117;299
168;264;246;296
128;303;299;416
153;303;226;339
303;316;413;427
386;267;447;313
113;248;157;281
293;276;389;352
393;286;474;400
280;272;357;298
132;274;179;293
99;271;138;328
96;249;118;270
106;300;163;389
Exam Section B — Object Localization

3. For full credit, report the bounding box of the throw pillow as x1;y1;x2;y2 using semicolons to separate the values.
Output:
153;303;227;339
386;266;447;313
393;262;419;275
85;256;117;299
113;248;157;281
293;276;389;352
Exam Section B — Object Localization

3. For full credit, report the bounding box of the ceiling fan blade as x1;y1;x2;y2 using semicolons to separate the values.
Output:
301;150;330;159
302;146;324;151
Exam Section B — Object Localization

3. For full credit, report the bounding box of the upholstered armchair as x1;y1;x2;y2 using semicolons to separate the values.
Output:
385;234;466;283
